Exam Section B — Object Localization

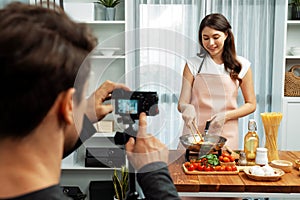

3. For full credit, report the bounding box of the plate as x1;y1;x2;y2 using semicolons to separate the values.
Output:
182;164;239;175
244;167;285;181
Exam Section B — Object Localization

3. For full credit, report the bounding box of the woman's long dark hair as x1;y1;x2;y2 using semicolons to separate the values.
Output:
199;13;242;82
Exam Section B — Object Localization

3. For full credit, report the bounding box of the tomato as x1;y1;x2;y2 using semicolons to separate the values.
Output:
188;164;195;171
193;163;199;169
190;158;196;163
215;166;221;171
204;165;213;171
225;166;232;171
184;162;190;168
223;157;230;162
231;165;237;171
229;156;235;162
218;156;224;162
197;165;205;171
220;166;226;171
222;152;230;157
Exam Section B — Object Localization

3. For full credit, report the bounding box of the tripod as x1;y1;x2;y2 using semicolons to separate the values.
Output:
114;117;143;200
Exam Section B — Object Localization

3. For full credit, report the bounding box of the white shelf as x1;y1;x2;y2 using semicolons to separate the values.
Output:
287;20;300;24
83;20;125;24
283;96;300;101
92;132;116;138
90;55;125;59
62;164;119;171
285;55;300;59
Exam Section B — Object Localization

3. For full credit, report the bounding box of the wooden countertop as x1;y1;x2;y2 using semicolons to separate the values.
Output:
168;150;300;194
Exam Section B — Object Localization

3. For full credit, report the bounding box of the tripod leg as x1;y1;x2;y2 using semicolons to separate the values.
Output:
126;163;139;200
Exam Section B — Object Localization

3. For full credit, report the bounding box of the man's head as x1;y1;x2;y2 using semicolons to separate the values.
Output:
0;2;97;138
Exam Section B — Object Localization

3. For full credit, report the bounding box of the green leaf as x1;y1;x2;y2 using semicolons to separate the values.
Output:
96;0;120;7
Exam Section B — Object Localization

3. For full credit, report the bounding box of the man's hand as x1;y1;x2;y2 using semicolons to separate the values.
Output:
180;104;197;128
125;113;169;171
85;80;130;123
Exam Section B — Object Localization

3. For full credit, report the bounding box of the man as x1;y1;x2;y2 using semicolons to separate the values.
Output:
0;2;180;200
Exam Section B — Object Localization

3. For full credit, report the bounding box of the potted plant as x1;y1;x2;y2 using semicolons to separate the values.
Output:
112;165;129;200
95;0;121;20
289;0;300;20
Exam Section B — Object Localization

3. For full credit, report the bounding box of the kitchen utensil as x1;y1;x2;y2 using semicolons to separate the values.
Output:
192;120;204;141
188;126;199;144
294;159;300;170
203;120;211;135
179;134;227;153
244;167;284;181
270;160;293;173
255;147;268;166
182;164;239;175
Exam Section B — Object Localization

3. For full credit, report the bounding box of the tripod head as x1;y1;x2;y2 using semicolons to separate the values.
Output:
114;116;137;146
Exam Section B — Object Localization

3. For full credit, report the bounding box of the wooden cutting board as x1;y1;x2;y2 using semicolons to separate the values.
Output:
183;164;239;175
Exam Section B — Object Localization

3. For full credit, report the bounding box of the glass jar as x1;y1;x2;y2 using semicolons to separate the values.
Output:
238;151;248;166
255;147;268;166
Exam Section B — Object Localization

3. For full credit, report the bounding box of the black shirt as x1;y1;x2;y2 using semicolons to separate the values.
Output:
1;185;71;200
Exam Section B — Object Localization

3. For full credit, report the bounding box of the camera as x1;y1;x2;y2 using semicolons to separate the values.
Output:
111;89;159;121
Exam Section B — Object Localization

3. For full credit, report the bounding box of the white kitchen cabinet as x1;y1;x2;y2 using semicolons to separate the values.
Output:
281;98;300;150
277;1;300;150
58;1;131;198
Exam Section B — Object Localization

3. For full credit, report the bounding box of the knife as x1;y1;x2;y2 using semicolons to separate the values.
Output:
204;120;211;136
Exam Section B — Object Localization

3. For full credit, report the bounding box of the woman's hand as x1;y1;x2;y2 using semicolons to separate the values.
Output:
85;80;130;123
209;112;227;134
180;104;197;128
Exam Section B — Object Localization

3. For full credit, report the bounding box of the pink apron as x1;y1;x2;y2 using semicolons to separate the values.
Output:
190;72;239;150
179;55;240;150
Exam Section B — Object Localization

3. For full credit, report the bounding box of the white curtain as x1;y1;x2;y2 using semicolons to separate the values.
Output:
0;0;29;8
130;0;279;149
206;0;276;148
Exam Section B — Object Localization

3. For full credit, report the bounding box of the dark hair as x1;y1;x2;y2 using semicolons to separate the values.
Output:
0;2;97;138
199;13;241;82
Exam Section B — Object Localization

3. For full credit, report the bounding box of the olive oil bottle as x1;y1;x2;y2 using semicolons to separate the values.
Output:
244;119;259;166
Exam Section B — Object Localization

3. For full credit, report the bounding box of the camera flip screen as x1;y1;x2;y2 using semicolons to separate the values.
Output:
117;99;138;114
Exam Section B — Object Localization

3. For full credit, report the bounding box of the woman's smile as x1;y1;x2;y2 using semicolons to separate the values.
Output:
202;26;227;59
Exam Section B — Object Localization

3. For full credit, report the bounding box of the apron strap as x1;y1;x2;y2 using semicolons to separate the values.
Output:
197;55;206;73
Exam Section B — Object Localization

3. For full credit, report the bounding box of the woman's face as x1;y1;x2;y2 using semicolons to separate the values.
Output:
201;26;228;58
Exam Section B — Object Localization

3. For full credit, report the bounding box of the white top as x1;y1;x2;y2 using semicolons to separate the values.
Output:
186;55;251;79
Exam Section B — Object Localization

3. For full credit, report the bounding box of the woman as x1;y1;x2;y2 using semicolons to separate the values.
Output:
178;13;256;150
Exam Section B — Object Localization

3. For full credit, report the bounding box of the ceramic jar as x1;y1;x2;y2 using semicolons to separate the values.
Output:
255;147;268;166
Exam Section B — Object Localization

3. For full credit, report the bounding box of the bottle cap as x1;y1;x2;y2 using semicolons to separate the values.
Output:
248;119;257;131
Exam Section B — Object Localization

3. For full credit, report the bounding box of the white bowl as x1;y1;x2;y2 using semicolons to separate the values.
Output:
93;48;120;56
270;160;293;173
290;47;300;56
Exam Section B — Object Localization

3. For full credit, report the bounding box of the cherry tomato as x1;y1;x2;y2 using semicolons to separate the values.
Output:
229;156;235;162
215;166;221;171
231;165;237;171
225;166;232;171
220;166;226;171
197;165;205;171
184;162;190;168
223;157;230;162
218;156;224;162
222;152;230;157
193;163;199;169
188;164;195;171
205;165;213;171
